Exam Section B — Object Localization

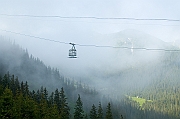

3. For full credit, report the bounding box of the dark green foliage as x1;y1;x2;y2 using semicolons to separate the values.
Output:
74;94;84;119
0;40;124;118
2;40;180;119
2;73;10;88
38;97;49;119
49;92;54;106
54;88;60;111
24;81;29;96
105;102;113;119
0;88;14;118
21;96;38;119
0;72;118;119
97;102;103;119
43;87;48;101
20;81;25;96
0;72;116;118
59;87;70;119
90;104;97;119
49;104;59;118
14;77;20;92
9;75;16;95
0;74;90;119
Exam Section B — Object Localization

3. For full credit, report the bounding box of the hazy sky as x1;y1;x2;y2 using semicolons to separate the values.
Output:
0;0;180;78
0;0;180;40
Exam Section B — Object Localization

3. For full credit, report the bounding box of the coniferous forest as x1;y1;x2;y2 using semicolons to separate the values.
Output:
0;40;123;118
1;39;180;119
0;73;116;119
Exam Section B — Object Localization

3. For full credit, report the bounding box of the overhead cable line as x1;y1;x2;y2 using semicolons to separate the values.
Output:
0;14;180;22
0;29;180;52
0;29;69;45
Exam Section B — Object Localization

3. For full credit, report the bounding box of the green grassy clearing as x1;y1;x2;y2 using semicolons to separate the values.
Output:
131;97;146;107
127;96;153;107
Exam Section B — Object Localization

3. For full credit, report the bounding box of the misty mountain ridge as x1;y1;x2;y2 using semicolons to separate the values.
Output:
1;31;180;118
0;39;70;92
0;30;179;91
87;29;171;71
85;29;180;93
93;29;177;66
109;29;176;49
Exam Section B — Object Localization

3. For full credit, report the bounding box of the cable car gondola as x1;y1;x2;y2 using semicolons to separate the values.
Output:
69;43;77;58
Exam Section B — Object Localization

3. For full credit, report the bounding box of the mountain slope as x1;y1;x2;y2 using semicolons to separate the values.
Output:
86;29;178;91
0;39;62;91
0;38;127;119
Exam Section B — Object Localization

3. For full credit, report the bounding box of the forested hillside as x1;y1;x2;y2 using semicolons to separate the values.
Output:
0;72;123;118
1;38;180;119
0;39;124;118
118;51;180;119
140;52;180;118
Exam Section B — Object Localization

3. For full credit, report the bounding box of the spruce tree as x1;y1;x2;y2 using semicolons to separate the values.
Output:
24;81;29;97
105;102;113;119
49;92;54;106
74;94;84;119
39;97;49;119
13;92;23;118
0;87;14;118
54;88;60;111
2;73;10;88
20;81;25;96
14;77;20;92
90;104;97;119
22;96;38;118
59;87;70;119
97;102;103;119
9;75;16;96
49;104;59;118
43;87;48;101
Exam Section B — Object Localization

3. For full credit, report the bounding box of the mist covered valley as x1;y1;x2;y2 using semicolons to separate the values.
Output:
1;29;180;118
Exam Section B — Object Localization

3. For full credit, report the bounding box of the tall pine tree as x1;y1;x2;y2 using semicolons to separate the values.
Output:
54;88;60;111
74;94;84;119
0;87;14;118
105;102;113;119
59;87;70;119
97;102;103;119
90;104;97;119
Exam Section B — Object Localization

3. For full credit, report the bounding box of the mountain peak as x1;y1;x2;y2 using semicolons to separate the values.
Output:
109;29;169;49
